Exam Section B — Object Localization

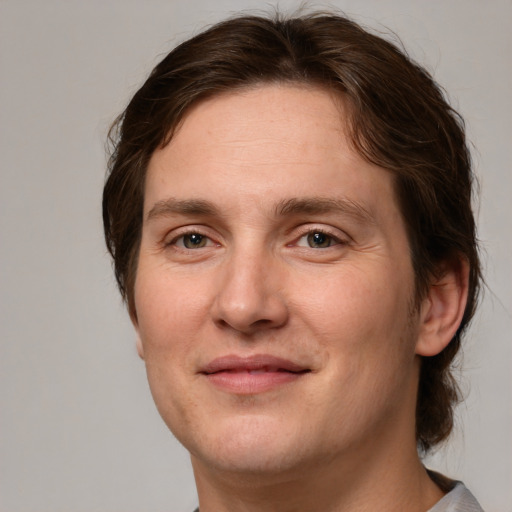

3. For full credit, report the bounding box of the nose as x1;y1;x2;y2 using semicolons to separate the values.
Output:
211;248;289;335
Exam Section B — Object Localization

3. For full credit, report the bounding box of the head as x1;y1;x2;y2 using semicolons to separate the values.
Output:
103;12;481;454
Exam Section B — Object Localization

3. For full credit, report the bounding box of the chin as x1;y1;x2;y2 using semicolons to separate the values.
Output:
184;414;313;476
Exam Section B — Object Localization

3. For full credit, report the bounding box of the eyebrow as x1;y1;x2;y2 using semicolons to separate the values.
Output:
146;196;376;224
147;198;220;221
275;197;376;224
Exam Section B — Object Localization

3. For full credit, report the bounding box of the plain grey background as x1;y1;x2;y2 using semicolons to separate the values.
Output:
1;0;510;511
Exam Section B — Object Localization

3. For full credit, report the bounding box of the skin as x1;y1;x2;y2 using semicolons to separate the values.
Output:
133;85;468;511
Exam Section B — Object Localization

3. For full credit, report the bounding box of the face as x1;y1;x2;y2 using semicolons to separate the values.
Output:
134;85;422;479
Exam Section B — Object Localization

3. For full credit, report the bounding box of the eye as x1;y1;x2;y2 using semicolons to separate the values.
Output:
295;230;343;249
172;232;214;249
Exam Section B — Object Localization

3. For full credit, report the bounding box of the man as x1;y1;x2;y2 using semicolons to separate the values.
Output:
103;12;483;511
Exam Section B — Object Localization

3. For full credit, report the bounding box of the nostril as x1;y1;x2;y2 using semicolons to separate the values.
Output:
211;268;289;333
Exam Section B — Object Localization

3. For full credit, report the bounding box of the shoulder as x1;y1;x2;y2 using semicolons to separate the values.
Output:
428;480;484;512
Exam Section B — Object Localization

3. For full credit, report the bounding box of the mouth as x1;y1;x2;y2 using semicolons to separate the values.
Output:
200;354;311;394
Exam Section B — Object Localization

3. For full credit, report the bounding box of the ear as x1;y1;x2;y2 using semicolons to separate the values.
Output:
130;309;145;360
135;334;145;360
415;257;470;357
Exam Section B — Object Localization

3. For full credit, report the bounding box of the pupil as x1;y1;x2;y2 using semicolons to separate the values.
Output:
308;232;330;248
185;233;205;248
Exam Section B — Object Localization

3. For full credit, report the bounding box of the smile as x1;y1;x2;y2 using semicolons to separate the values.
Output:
201;355;311;394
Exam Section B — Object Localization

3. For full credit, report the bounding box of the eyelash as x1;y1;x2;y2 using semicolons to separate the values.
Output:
291;227;348;249
165;226;348;252
166;229;218;250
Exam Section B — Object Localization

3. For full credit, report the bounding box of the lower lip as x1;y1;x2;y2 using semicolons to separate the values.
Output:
204;370;306;394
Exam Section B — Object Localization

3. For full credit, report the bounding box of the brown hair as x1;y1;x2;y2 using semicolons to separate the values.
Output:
103;12;481;453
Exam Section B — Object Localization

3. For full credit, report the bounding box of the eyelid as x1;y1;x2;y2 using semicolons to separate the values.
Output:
290;224;351;247
164;226;220;248
161;223;350;250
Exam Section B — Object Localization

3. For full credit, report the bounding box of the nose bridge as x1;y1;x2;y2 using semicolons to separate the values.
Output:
212;237;288;333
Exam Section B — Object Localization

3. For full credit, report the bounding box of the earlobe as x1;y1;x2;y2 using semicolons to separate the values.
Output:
415;258;470;357
130;308;145;360
135;334;145;360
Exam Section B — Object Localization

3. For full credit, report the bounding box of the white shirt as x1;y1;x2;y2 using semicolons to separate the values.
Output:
428;481;484;512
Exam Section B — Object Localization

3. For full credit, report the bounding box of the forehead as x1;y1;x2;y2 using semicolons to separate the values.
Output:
144;84;398;222
165;84;349;164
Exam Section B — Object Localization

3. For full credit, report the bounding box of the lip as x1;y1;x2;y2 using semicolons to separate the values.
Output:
200;354;311;394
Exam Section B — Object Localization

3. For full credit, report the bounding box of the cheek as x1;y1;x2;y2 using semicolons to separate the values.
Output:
294;262;416;387
134;266;211;350
133;269;208;431
297;262;410;333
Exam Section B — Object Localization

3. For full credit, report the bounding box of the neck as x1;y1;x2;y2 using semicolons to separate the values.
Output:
192;435;443;512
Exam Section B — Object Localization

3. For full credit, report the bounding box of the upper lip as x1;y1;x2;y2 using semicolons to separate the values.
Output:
201;354;310;374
